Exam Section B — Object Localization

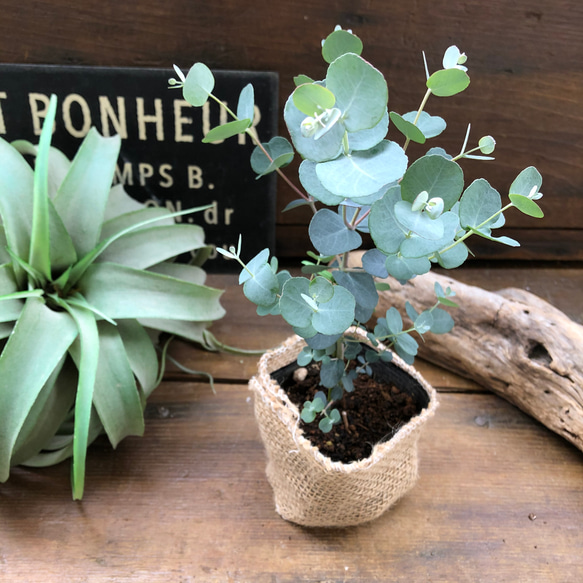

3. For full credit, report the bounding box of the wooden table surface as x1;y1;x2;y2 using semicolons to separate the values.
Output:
1;264;582;583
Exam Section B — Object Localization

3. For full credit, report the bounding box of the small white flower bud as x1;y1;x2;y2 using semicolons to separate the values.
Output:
425;197;445;219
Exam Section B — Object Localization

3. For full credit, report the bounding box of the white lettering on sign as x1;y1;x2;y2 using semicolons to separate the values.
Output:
4;91;263;143
145;197;235;229
99;96;128;139
115;162;134;186
203;201;235;226
174;99;194;143
114;162;176;189
136;97;164;141
187;165;204;189
29;93;51;135
62;93;92;138
159;163;173;188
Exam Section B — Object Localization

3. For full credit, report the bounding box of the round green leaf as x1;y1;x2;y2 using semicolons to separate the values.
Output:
394;201;445;241
298;161;344;205
294;74;314;87
280;277;313;328
250;136;294;177
332;270;378;310
427;68;470;97
311;285;355;335
395;332;418;356
320;358;344;388
202;119;251;144
459;179;502;230
369;186;407;254
430;308;455;334
509;194;544;218
385;254;431;282
326;53;388;132
389;112;426;144
322;29;363;63
236;83;255;122
305;332;340;349
308;209;362;256
243;263;279;307
293;83;336;116
183;63;215;107
413;311;434;334
301;406;317;423
385;306;403;334
316;140;408;199
509;166;543;197
362;248;389;278
400;154;464;211
402;111;447;139
479;135;496;155
436;241;469;269
239;248;270;284
319;416;334;433
347;110;389;151
399;211;460;258
309;276;334;303
284;95;344;162
297;347;313;367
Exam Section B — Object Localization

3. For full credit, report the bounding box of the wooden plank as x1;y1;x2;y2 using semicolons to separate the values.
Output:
0;0;581;259
164;273;481;390
166;266;582;386
275;225;583;262
1;385;581;582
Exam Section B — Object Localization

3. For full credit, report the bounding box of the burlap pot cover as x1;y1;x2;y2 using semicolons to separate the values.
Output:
249;328;439;527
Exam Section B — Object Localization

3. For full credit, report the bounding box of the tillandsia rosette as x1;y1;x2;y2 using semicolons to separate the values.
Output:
172;26;545;435
0;95;226;499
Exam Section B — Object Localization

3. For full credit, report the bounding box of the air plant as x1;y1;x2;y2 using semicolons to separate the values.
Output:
0;95;225;499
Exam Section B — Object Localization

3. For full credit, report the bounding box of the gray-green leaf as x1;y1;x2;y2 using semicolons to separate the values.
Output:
309;209;362;256
316;140;408;199
183;63;215;107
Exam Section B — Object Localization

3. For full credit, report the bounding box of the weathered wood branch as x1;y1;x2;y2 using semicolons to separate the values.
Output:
349;257;583;452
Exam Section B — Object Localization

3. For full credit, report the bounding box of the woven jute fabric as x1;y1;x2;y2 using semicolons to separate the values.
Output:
249;328;438;527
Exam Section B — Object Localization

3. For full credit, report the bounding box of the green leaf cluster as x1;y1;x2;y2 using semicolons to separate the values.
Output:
0;96;226;498
177;27;544;435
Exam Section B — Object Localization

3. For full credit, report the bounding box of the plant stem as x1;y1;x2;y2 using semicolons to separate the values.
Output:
413;88;433;126
209;94;317;214
403;88;432;152
335;335;345;361
432;202;515;257
451;144;484;162
353;208;371;228
342;410;351;433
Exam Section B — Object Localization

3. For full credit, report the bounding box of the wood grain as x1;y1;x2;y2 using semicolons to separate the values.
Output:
1;267;582;581
165;267;583;384
1;386;581;582
372;269;583;451
0;0;580;260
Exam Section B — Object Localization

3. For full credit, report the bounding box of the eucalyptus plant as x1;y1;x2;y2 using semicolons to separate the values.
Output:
0;95;226;498
172;27;544;434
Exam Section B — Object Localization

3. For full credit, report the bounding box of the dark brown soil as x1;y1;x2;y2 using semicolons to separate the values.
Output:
272;359;426;464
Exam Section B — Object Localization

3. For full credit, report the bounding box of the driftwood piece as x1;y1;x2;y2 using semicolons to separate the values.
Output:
358;263;583;452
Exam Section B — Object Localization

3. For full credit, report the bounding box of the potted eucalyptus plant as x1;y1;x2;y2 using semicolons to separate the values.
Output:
172;26;544;526
0;95;227;499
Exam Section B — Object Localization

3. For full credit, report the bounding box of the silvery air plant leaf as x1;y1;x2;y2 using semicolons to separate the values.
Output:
178;26;545;437
0;95;226;499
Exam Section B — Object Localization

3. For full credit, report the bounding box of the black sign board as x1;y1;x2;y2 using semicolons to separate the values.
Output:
0;64;278;271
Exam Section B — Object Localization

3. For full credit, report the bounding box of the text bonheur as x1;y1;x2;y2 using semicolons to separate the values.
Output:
0;91;261;144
